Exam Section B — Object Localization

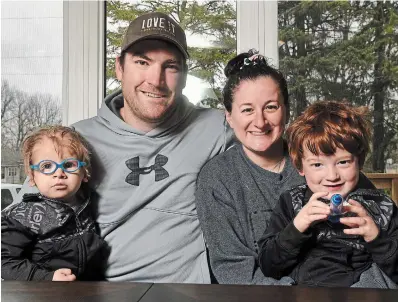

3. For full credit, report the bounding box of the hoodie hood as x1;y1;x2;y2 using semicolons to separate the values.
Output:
98;89;195;138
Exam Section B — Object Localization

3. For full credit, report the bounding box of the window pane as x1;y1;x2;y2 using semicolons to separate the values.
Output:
278;1;398;173
1;1;63;184
105;0;237;108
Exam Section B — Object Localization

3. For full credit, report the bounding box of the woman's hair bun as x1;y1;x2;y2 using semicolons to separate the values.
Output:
224;49;269;77
224;53;249;77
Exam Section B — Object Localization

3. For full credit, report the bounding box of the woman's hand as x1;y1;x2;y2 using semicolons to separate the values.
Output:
52;268;76;281
339;199;379;242
293;191;330;233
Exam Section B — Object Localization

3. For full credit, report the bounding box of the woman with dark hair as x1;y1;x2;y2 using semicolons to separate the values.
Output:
195;49;303;285
195;49;376;285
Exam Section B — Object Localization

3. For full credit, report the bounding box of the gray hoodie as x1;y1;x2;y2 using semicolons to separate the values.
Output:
72;90;232;282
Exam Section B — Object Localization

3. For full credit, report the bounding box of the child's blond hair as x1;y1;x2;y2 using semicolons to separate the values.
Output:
22;125;91;178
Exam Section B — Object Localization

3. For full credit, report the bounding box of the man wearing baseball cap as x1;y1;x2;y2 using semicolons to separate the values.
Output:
71;12;233;282
121;11;189;59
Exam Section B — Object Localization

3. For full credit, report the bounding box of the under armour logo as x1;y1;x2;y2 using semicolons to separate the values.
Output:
125;154;169;186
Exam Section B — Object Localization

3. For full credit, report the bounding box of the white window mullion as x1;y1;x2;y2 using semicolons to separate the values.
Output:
62;1;70;126
63;1;105;126
90;1;105;114
237;0;279;67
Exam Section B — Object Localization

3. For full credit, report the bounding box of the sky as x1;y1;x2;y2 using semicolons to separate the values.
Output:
1;1;63;99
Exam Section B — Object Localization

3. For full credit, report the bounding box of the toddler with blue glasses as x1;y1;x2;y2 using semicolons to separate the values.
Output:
1;125;106;281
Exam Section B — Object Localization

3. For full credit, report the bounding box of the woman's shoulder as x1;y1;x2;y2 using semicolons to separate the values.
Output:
200;145;241;174
198;146;243;186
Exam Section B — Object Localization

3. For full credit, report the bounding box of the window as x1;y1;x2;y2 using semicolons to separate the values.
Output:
278;1;398;172
1;189;13;210
1;1;63;162
8;167;17;177
105;0;237;108
1;167;4;179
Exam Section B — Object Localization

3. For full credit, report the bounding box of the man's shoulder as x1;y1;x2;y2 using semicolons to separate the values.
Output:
189;107;226;127
184;106;233;151
72;116;100;132
194;106;224;117
71;116;106;144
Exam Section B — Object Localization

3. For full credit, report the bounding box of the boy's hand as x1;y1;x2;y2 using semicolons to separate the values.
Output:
339;199;379;242
293;192;330;233
52;268;76;281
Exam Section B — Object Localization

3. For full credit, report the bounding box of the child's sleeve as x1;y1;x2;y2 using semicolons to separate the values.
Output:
365;200;398;284
1;214;54;281
258;192;312;280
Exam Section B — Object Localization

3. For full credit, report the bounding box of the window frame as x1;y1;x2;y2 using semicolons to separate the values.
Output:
63;0;277;125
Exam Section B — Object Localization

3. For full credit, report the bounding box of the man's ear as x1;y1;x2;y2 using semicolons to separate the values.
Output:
225;110;234;129
298;170;305;177
82;176;89;183
115;56;123;81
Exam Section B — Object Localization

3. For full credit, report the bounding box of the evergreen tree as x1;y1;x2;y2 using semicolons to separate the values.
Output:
278;1;398;171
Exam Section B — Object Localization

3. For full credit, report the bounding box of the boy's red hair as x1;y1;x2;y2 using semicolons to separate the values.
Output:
286;101;372;171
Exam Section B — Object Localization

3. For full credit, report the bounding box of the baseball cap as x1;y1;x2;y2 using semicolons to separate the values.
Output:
121;12;189;59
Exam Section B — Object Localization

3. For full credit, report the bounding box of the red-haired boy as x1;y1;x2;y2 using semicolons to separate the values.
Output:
258;101;398;287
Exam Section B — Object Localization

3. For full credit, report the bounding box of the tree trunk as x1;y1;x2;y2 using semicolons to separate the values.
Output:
371;3;386;172
294;10;307;118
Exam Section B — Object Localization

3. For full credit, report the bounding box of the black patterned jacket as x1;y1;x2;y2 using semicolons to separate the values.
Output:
1;193;106;281
258;185;398;287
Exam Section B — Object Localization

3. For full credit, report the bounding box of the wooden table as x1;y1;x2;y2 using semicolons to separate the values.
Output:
1;281;152;302
140;283;397;302
2;281;396;302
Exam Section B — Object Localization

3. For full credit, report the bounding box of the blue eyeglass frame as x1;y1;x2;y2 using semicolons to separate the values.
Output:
30;158;86;175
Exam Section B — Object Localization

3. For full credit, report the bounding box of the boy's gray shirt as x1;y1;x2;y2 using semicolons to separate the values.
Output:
16;90;232;283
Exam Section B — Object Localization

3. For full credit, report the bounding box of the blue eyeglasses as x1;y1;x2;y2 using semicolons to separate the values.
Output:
30;158;86;175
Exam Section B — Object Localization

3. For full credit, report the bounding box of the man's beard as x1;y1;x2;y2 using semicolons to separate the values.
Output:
123;90;179;124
